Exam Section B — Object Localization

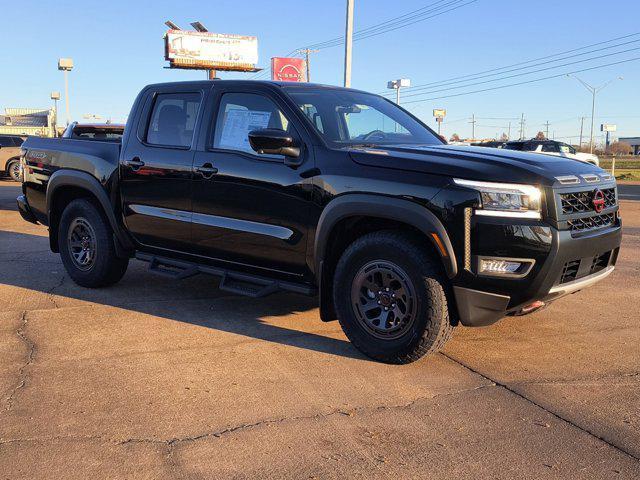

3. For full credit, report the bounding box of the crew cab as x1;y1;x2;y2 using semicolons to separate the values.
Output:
16;80;622;363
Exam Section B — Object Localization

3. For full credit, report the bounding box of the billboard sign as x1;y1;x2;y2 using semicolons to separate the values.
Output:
601;124;617;132
165;30;258;70
271;57;306;82
433;109;446;118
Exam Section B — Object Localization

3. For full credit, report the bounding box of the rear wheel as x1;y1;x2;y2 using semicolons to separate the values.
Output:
7;160;21;182
333;231;453;364
58;199;128;287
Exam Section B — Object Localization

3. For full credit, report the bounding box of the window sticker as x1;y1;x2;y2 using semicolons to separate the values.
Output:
219;109;272;151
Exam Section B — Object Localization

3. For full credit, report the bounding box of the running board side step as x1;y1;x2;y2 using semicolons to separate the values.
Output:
136;253;316;298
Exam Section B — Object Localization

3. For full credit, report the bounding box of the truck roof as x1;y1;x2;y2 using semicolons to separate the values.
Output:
142;79;371;95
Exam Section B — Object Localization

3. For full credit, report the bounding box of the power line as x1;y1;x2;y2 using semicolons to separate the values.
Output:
401;55;640;104
249;1;477;80
381;36;640;97
399;47;640;100
379;31;640;96
303;0;453;50
304;0;476;50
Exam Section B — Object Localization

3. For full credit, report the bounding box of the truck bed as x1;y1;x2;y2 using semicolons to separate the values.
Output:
22;136;121;178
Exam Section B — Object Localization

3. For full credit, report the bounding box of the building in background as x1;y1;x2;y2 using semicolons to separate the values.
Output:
619;137;640;155
0;108;56;137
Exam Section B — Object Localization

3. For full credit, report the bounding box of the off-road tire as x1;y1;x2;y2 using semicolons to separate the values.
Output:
58;199;128;288
333;231;453;364
7;159;21;182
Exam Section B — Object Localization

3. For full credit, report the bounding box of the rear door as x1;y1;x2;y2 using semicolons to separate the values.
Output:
190;86;315;277
119;86;206;252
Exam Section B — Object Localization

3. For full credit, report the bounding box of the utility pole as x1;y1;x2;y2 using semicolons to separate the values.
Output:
343;0;355;87
507;121;511;140
544;120;550;139
579;116;585;148
469;114;476;140
299;48;318;82
519;113;525;140
567;74;623;154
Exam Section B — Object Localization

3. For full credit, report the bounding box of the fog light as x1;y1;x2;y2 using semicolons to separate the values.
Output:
479;259;522;274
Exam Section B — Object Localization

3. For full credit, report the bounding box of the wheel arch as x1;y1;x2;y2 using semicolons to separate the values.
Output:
314;194;458;322
46;170;132;255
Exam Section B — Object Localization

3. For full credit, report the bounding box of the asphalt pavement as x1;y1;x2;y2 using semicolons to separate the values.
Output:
0;179;639;479
618;183;640;201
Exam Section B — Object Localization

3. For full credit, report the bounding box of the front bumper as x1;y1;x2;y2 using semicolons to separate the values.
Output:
453;221;622;327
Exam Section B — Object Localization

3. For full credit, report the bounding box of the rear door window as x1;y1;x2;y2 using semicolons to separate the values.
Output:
146;93;201;147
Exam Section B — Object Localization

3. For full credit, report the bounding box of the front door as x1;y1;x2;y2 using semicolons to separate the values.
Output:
191;88;314;277
120;89;204;252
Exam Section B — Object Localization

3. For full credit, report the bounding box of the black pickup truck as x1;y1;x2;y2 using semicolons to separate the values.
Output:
17;80;622;363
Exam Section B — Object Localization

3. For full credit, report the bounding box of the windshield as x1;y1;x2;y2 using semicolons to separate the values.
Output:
285;88;442;148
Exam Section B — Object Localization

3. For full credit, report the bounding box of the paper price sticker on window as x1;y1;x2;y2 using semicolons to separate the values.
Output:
219;109;272;151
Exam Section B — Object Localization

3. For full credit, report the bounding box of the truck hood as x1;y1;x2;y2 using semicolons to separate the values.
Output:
348;144;604;186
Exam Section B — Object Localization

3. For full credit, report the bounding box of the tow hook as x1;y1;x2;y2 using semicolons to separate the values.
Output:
511;300;546;316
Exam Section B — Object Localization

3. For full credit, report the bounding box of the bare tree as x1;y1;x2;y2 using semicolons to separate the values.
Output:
534;131;546;140
607;141;632;156
499;132;509;142
450;133;461;142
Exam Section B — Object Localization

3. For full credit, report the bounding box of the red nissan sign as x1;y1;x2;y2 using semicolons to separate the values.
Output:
271;57;306;82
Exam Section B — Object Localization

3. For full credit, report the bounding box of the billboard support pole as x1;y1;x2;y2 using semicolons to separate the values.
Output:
208;69;217;80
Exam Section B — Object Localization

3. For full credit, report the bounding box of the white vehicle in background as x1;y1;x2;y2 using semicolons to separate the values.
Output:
501;140;600;166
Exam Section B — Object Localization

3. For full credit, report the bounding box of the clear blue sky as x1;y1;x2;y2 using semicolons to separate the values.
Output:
2;0;639;143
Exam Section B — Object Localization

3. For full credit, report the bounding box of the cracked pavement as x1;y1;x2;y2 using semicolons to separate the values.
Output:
0;180;639;479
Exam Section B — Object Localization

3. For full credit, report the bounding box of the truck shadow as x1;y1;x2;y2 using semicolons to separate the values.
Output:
0;227;367;361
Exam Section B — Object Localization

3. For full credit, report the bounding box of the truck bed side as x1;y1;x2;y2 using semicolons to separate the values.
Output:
21;136;121;225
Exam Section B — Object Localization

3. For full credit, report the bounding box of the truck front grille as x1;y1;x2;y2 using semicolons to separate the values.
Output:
560;188;616;214
567;212;615;233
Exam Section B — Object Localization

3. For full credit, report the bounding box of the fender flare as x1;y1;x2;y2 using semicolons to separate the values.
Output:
314;194;458;279
46;169;133;253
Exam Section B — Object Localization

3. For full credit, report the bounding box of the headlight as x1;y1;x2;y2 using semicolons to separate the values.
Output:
453;179;542;219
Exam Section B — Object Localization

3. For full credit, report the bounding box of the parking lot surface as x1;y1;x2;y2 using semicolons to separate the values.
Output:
1;179;639;479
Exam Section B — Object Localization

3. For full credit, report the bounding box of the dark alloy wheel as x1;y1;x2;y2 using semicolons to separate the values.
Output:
58;199;129;288
8;160;21;182
67;217;98;271
333;230;454;364
351;260;417;341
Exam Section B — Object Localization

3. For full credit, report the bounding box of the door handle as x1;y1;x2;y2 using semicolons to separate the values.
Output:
195;163;218;179
124;157;145;170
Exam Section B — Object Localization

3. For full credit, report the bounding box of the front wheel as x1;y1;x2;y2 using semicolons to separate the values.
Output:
58;199;129;288
333;231;454;364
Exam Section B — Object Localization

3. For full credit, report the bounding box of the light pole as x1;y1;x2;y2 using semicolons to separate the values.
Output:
50;91;60;136
58;58;74;126
567;74;623;154
387;78;411;104
344;0;355;87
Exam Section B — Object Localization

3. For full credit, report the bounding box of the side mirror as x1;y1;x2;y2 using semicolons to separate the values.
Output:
248;128;301;160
